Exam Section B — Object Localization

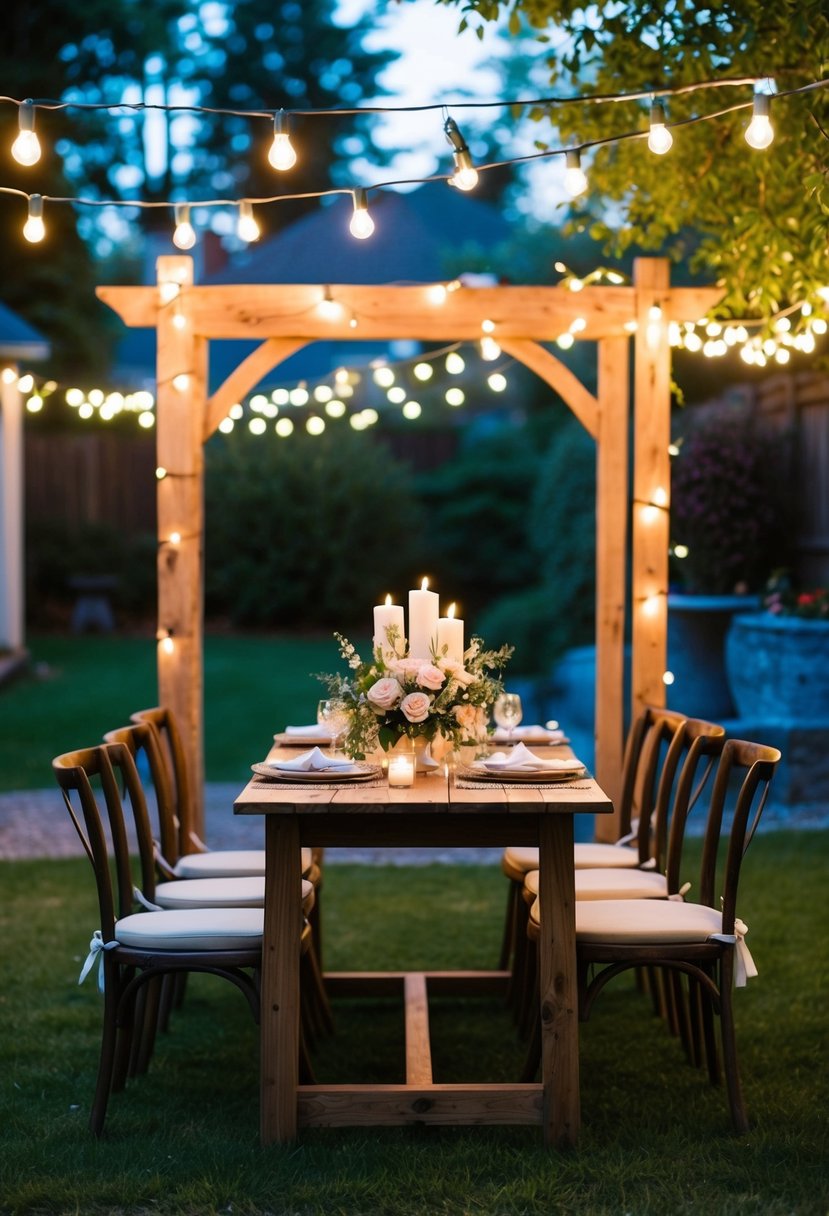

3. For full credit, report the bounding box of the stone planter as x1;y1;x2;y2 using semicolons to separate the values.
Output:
725;613;829;719
666;593;759;720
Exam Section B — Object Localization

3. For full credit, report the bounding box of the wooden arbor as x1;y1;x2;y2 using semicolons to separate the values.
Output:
99;256;721;844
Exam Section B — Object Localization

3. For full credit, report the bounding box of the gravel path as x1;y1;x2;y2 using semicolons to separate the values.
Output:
0;784;504;865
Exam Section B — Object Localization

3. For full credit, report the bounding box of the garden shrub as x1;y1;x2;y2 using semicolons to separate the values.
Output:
478;418;596;672
670;413;796;594
205;427;425;629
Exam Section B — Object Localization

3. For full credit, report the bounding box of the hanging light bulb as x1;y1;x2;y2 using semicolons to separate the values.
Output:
12;100;41;166
268;111;297;170
349;188;375;239
237;200;260;243
745;92;774;150
444;116;478;191
23;194;45;243
563;149;588;198
173;204;196;250
647;102;673;155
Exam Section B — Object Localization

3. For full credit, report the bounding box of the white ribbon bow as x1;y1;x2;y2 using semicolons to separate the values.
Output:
710;917;757;987
78;930;119;993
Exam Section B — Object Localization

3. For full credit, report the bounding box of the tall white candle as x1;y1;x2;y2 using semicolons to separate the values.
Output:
437;601;464;664
373;594;404;660
408;577;439;659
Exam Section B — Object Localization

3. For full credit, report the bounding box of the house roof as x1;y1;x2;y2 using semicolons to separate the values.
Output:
206;180;513;286
114;182;514;391
0;301;50;360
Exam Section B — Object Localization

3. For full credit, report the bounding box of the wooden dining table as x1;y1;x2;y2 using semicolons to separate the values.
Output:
234;743;612;1148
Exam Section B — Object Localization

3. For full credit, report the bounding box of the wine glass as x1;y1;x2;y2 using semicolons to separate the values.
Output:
317;698;349;757
493;692;523;741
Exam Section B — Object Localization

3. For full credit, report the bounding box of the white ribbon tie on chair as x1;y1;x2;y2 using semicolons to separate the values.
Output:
709;917;757;987
78;930;119;992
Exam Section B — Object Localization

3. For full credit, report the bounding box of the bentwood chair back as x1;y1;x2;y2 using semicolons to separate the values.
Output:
52;741;263;1135
527;738;781;1133
499;706;721;985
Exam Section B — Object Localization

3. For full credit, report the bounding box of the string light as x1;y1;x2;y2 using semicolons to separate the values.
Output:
563;148;587;198
236;200;260;243
745;92;774;150
22;193;44;243
268;111;297;171
317;286;342;320
349;188;374;239
11;100;41;166
172;203;196;250
647;102;673;155
444;116;478;191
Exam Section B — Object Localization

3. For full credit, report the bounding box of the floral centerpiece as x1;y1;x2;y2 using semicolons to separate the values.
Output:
318;584;512;759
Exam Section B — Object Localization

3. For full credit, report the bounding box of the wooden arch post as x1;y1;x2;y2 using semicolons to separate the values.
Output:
98;259;721;844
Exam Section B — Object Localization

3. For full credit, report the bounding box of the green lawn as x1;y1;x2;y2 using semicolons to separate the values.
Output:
1;834;827;1215
0;632;355;790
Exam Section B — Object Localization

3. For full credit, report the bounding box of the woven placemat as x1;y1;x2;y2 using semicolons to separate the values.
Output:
454;775;594;791
251;774;387;790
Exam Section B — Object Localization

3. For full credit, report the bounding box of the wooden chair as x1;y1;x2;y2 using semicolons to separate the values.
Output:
52;741;264;1135
104;721;332;1037
525;738;781;1133
130;704;327;966
499;706;722;1010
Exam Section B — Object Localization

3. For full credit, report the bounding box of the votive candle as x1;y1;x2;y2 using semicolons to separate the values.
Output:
388;754;415;787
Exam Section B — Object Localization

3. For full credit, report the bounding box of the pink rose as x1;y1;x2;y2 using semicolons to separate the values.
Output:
366;677;403;711
388;657;423;681
400;691;432;723
416;663;446;691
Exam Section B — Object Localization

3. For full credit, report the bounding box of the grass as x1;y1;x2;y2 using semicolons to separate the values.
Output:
1;833;828;1215
0;632;352;790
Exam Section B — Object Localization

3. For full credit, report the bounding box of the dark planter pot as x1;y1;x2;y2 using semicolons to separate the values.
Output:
725;613;829;719
666;593;760;720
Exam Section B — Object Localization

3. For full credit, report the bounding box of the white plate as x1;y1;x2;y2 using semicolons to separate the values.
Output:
252;762;378;783
466;764;586;783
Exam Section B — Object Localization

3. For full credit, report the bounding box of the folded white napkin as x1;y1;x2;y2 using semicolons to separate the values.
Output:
284;723;331;736
268;747;353;772
492;725;567;743
475;742;581;772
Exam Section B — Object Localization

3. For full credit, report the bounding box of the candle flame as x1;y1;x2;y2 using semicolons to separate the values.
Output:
421;577;429;591
384;593;392;606
447;602;456;619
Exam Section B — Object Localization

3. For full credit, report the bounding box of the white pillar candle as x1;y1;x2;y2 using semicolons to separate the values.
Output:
373;594;405;660
408;577;439;660
437;601;464;664
387;753;415;787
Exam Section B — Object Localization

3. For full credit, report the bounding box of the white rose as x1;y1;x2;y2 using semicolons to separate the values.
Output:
366;677;403;711
439;658;478;688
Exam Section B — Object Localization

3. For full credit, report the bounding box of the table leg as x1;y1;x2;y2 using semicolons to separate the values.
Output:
260;815;302;1143
537;815;580;1147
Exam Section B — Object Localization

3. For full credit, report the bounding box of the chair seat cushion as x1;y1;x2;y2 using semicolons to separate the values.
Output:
523;868;669;902
173;847;313;879
505;841;642;881
114;907;263;951
154;876;266;909
573;842;640;869
575;869;669;900
575;899;723;942
173;849;265;878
